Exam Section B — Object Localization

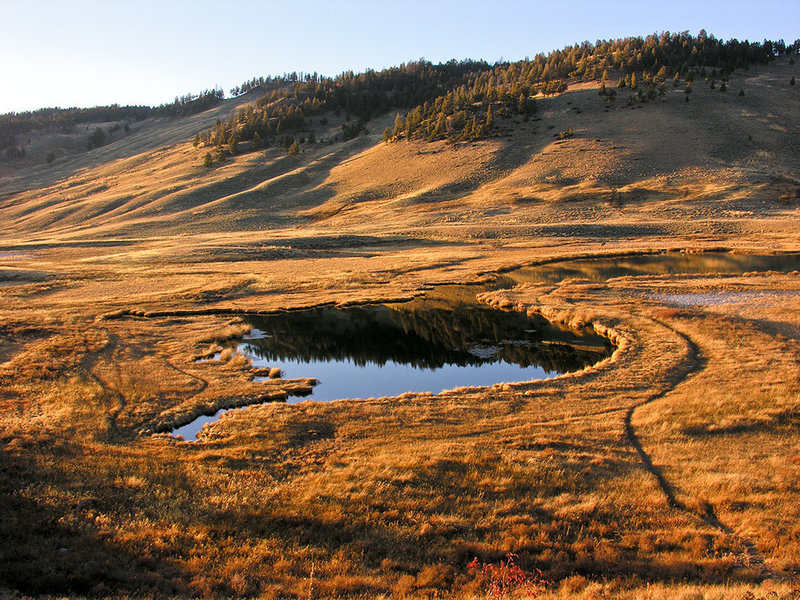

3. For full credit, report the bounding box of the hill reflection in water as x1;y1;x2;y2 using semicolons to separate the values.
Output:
238;291;613;403
501;252;800;285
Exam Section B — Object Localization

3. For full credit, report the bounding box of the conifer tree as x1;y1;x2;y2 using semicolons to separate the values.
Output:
431;113;447;139
393;113;405;137
463;117;472;139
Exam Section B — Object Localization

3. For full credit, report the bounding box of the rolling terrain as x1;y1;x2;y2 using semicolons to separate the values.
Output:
0;51;799;599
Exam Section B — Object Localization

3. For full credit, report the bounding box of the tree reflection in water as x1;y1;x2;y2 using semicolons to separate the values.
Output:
236;293;613;402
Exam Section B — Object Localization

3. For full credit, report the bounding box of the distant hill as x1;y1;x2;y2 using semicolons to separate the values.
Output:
0;32;798;243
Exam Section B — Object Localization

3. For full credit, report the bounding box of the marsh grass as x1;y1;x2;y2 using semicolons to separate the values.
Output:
1;63;800;595
2;270;797;598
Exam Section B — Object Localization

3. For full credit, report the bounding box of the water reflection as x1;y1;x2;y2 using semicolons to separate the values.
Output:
502;252;800;285
243;300;608;371
173;251;799;440
237;293;612;404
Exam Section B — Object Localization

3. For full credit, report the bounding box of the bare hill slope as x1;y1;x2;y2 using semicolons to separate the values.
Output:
1;59;798;247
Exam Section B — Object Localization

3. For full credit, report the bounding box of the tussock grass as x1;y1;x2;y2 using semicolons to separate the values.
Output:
0;60;799;599
2;267;798;598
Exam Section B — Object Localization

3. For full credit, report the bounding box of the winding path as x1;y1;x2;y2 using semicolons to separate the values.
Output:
625;319;774;579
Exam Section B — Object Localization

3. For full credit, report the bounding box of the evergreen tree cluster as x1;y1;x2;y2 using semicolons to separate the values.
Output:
195;100;313;154
229;72;318;97
153;88;225;117
200;60;496;152
0;104;150;161
86;127;107;150
206;32;800;152
3;32;797;164
232;60;494;119
390;31;799;142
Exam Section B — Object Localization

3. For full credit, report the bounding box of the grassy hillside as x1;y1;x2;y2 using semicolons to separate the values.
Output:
0;36;799;600
1;57;798;248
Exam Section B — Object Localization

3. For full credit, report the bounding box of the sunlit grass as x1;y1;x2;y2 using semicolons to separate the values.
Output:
2;264;798;597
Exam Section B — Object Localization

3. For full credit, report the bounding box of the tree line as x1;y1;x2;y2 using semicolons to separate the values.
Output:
196;32;798;158
3;32;798;164
0;88;224;161
386;31;800;142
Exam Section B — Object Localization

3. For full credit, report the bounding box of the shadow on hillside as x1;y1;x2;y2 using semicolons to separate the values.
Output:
95;133;387;238
398;90;603;206
0;92;264;196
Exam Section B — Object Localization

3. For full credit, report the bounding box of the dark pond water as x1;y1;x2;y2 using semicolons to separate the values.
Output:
501;252;800;285
172;289;612;440
172;252;800;440
240;294;611;400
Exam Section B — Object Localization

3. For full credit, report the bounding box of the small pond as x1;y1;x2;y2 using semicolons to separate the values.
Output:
173;251;800;440
501;251;800;285
239;292;612;400
173;288;613;440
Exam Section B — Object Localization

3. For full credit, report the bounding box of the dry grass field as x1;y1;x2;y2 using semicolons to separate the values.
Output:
1;59;799;599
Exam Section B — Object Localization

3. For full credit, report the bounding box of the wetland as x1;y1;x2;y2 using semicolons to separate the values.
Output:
174;251;799;440
175;290;613;439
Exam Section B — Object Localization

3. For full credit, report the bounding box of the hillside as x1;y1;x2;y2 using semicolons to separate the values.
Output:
1;35;800;600
0;56;798;250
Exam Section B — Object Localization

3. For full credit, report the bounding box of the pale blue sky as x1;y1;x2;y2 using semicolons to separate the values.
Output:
2;0;798;114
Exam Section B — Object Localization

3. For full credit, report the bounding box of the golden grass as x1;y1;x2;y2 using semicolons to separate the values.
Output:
2;260;798;598
1;60;799;599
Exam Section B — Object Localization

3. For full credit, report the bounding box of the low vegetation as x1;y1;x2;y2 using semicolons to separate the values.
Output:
0;30;799;600
1;255;798;599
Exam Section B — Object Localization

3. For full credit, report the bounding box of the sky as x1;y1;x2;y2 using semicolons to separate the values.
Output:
2;0;799;114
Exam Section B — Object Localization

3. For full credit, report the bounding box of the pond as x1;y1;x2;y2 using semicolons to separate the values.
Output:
172;251;800;440
172;288;613;440
240;291;611;399
500;251;800;285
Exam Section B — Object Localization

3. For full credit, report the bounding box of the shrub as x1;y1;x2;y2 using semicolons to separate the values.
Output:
467;554;546;600
87;127;106;149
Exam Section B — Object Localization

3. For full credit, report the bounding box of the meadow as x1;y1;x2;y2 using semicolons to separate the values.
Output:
0;54;799;599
